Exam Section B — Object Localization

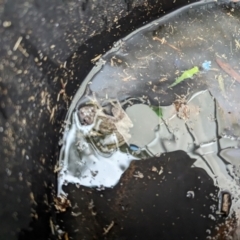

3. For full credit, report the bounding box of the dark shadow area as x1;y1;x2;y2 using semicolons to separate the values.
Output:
58;151;227;240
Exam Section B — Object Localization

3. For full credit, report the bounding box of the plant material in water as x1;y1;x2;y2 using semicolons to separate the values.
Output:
151;106;163;117
168;66;199;88
217;74;226;97
216;58;240;83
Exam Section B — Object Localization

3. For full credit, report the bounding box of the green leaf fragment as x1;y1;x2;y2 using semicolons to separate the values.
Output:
217;74;226;97
168;66;199;88
151;106;163;118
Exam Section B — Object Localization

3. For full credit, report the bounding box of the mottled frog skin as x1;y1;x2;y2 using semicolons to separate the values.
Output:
78;105;96;125
78;100;132;153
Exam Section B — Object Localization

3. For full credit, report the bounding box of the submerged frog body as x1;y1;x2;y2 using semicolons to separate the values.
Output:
78;99;133;153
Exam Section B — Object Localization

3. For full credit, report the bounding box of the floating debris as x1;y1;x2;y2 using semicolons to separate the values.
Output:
168;66;199;88
153;36;181;52
13;36;23;51
169;60;212;88
216;58;240;83
217;74;226;97
220;192;231;216
202;60;212;71
175;102;190;120
91;54;102;63
151;106;163;118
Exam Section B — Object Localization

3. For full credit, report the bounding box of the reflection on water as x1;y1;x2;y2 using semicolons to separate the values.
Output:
58;1;240;237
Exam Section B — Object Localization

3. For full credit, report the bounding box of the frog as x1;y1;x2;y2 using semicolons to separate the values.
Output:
78;98;133;154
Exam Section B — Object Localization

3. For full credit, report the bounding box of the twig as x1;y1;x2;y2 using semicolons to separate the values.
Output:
153;36;181;52
49;218;55;235
91;54;102;63
57;79;68;102
103;221;114;235
13;36;23;51
18;45;29;57
64;232;69;240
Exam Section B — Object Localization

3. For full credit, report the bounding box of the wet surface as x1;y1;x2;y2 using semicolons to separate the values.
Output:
0;0;202;239
58;1;240;239
1;0;240;240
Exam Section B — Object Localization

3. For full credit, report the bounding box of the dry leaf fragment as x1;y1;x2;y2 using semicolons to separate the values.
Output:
216;58;240;83
91;54;102;63
217;74;226;97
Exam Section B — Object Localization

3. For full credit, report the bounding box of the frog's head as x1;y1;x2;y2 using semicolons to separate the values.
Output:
78;105;96;125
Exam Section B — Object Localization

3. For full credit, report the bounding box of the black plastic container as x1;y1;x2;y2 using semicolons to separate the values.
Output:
1;1;238;239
